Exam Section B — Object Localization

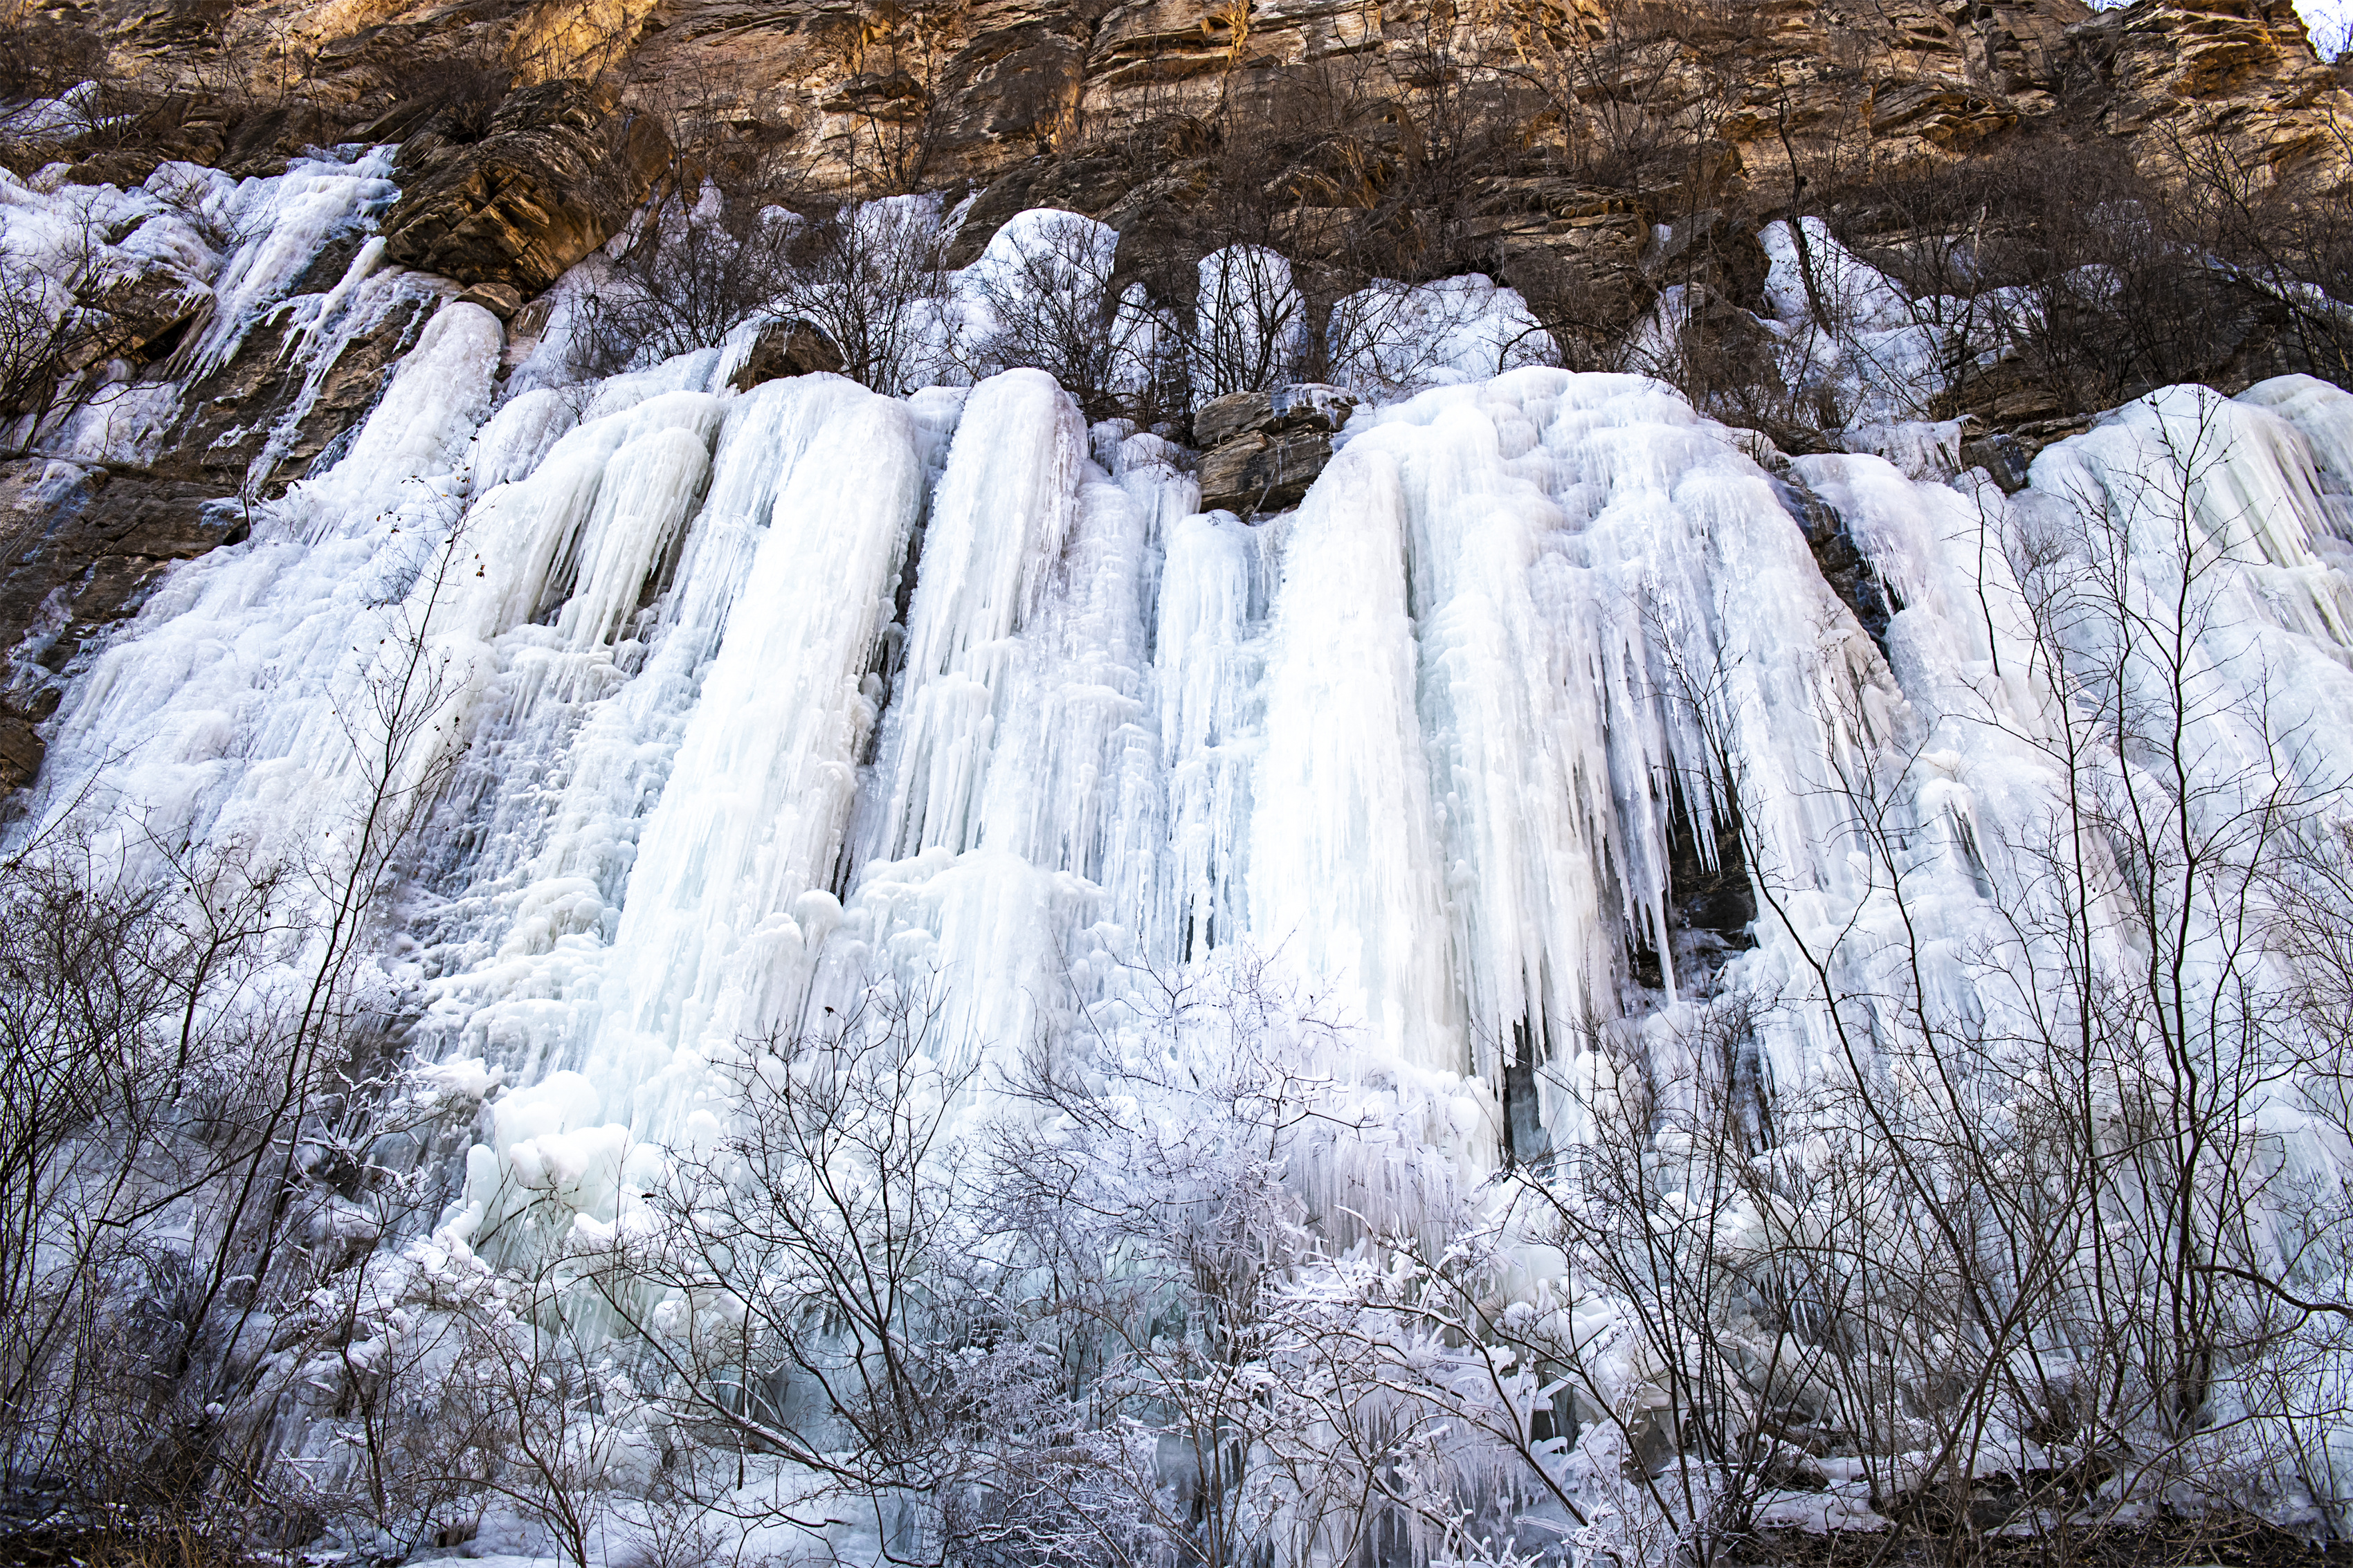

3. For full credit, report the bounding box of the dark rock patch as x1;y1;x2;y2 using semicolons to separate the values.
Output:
380;80;671;296
729;318;846;390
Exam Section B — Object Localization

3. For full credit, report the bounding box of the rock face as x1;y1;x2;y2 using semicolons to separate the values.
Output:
729;318;847;390
379;80;671;295
1194;383;1356;514
2073;0;2349;193
74;0;2350;218
0;464;248;790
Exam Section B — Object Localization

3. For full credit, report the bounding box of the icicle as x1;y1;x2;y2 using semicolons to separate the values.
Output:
1248;426;1465;1073
572;381;927;1143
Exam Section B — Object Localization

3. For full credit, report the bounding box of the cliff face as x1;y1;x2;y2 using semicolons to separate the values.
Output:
52;0;2353;376
1;0;2349;798
71;0;2353;218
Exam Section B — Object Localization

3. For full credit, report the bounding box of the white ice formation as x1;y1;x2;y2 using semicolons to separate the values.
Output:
12;156;2353;1531
25;286;2352;1202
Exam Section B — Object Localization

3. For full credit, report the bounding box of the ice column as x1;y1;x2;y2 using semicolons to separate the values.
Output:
1248;431;1464;1071
574;383;929;1138
841;370;1185;1064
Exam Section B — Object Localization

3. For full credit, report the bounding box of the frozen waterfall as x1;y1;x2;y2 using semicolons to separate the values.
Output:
21;301;2353;1333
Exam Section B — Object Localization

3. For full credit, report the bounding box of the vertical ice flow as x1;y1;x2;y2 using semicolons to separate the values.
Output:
1250;435;1464;1070
838;369;1189;1069
419;376;929;1219
24;320;2353;1267
29;302;505;868
577;384;927;1139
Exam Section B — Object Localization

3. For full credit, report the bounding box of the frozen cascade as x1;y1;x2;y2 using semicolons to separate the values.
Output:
831;368;1190;1075
32;345;2353;1156
564;383;925;1140
416;375;948;1232
1248;425;1464;1070
21;280;2353;1506
29;300;506;868
1154;507;1273;967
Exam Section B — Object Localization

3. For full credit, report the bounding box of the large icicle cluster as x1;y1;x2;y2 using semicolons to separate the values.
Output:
24;309;2353;1214
17;162;2353;1534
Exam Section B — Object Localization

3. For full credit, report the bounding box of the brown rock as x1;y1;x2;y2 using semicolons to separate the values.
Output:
380;79;672;295
1194;382;1356;513
0;711;42;794
1643;208;1771;309
2068;0;2353;195
729;318;847;390
456;281;527;319
948;148;1149;267
1198;428;1335;513
0;459;248;726
163;291;444;497
0;257;446;799
1190;382;1356;448
67;0;2353;221
1192;390;1276;450
1959;430;2034;491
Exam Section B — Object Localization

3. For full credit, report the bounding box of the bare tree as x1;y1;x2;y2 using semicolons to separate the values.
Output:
774;198;951;394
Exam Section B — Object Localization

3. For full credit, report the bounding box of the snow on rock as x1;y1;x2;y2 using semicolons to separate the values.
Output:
1759;217;1948;428
179;147;407;379
0;147;435;470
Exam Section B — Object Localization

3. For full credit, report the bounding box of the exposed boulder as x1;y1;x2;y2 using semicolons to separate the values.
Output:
455;281;525;320
1192;382;1353;447
729;318;847;391
1194;383;1356;514
379;80;671;297
1959;429;2035;491
1197;430;1335;516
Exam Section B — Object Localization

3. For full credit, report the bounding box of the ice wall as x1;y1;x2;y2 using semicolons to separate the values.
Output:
33;300;505;867
24;271;2353;1262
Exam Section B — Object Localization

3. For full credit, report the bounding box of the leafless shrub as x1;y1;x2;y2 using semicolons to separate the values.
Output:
572;192;798;376
773;198;950;394
952;211;1167;421
0;500;490;1558
0;207;165;453
570;168;952;394
0;6;105;104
